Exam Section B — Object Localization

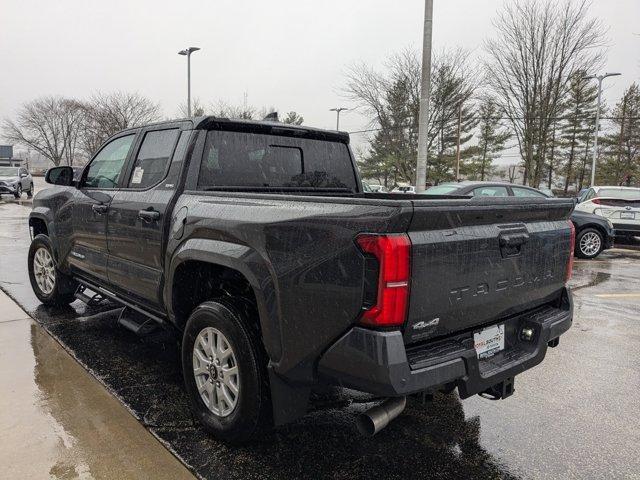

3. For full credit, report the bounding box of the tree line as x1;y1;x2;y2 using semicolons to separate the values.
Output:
347;0;639;191
2;93;305;167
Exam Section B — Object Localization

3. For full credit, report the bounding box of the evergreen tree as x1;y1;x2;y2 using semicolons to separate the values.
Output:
466;96;510;181
599;83;640;185
559;72;598;192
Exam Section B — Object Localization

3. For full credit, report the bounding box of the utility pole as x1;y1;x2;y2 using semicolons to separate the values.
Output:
584;72;621;186
455;102;462;180
330;107;348;130
415;0;434;192
178;47;201;117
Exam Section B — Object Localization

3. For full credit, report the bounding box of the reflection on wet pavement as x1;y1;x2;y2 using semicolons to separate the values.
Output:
1;201;639;479
0;312;194;479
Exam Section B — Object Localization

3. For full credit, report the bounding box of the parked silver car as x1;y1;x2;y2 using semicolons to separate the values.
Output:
0;166;34;199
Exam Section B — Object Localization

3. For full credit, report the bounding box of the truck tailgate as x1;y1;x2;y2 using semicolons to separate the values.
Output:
404;197;574;344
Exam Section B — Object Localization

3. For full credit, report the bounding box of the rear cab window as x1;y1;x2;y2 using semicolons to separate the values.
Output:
197;130;358;193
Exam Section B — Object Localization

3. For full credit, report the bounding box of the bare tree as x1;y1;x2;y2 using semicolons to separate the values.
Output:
80;92;160;157
2;96;85;166
177;97;206;117
485;0;606;186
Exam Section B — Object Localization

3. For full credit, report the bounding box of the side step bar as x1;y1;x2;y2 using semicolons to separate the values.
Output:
117;307;159;336
74;285;109;306
74;279;167;330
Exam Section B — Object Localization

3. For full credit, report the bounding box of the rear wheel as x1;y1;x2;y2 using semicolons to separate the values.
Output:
181;301;271;443
27;183;34;198
13;184;22;199
575;227;604;259
28;234;77;305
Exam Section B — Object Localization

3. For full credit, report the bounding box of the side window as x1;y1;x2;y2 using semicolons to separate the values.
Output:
512;187;546;198
128;129;180;189
472;186;509;197
585;189;596;201
84;135;135;188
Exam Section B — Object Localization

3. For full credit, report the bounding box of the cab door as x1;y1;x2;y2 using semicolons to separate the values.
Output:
68;133;137;282
106;126;190;307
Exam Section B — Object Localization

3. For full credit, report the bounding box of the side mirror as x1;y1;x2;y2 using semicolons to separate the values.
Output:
45;166;75;186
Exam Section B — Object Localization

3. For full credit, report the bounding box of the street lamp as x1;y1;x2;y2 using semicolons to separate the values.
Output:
178;47;201;117
584;72;621;187
330;107;348;131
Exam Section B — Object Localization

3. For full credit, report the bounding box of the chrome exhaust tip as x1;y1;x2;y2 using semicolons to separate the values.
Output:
356;396;407;436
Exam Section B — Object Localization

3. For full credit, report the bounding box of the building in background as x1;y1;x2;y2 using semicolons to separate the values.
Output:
0;145;21;167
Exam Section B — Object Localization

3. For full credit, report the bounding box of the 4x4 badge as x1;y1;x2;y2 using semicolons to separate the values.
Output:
413;318;440;330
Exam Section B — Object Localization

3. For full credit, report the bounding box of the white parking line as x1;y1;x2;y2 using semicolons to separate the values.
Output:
593;293;640;299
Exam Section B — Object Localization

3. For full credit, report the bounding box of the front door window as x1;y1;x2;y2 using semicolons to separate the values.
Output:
84;135;135;189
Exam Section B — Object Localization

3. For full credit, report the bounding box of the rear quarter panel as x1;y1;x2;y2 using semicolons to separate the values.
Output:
166;192;413;382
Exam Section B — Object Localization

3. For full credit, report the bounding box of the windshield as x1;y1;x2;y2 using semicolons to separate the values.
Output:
0;167;19;176
422;185;461;195
598;188;640;200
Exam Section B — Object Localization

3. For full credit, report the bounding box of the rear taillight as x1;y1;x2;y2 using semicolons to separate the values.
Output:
591;198;601;204
356;233;411;328
566;221;575;281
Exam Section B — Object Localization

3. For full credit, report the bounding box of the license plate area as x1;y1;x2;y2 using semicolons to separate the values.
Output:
620;212;635;220
474;324;505;359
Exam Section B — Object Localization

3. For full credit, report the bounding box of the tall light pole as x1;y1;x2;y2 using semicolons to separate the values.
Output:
330;107;348;130
178;47;201;117
584;72;621;187
415;0;434;192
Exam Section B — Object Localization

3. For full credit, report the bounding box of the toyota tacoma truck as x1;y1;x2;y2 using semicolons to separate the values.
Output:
28;117;575;442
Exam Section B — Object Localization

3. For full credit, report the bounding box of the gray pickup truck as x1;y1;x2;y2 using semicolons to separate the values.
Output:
28;117;575;442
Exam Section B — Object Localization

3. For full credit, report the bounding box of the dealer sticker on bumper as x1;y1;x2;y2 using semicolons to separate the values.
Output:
474;324;505;359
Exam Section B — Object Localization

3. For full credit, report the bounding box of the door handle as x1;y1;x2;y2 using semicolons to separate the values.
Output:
138;208;160;222
92;204;108;215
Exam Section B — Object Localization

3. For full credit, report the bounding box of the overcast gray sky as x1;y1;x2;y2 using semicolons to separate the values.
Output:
1;0;639;157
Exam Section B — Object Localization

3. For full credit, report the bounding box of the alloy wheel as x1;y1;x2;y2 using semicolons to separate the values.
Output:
192;327;240;417
33;247;55;295
579;231;601;257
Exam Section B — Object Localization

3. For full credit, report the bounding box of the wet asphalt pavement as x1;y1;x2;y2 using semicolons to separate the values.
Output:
1;194;639;479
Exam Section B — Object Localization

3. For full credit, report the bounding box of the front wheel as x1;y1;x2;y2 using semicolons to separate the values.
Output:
28;234;77;305
575;228;604;259
181;301;272;443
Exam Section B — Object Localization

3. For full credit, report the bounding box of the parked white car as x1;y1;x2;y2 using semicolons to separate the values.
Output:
391;185;416;194
0;166;34;199
369;184;389;193
574;186;640;240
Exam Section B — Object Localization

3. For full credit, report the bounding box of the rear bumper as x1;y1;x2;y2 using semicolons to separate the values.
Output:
612;223;640;238
0;185;17;194
318;288;573;398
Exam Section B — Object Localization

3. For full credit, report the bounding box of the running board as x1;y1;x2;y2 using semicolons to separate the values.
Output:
74;278;167;327
74;285;109;306
117;307;159;336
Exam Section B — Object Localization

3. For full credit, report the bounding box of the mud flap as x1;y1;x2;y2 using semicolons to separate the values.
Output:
268;366;311;426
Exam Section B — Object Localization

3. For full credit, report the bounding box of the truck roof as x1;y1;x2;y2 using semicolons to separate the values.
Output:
121;116;350;144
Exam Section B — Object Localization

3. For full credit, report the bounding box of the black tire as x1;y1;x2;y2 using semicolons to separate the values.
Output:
27;183;34;198
181;300;272;443
14;184;22;199
28;234;77;306
575;227;604;259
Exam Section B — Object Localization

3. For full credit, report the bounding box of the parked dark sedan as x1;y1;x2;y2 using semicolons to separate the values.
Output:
423;181;614;258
